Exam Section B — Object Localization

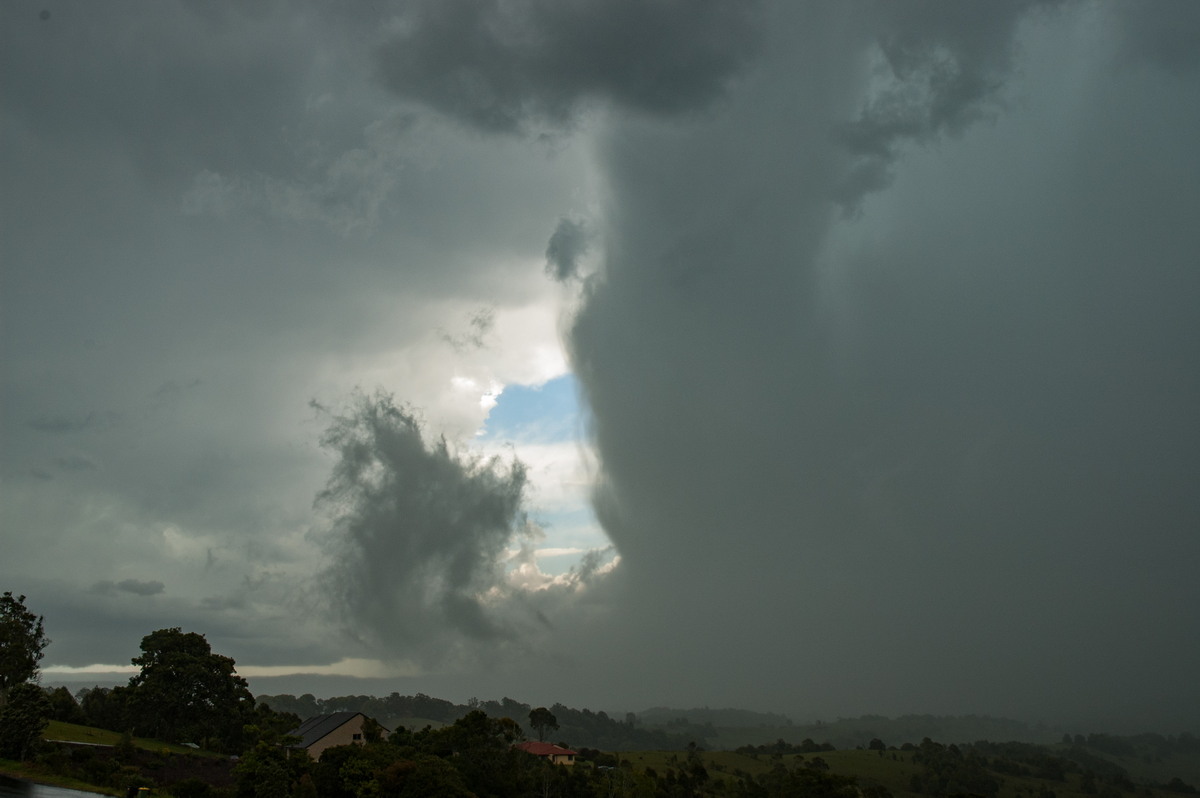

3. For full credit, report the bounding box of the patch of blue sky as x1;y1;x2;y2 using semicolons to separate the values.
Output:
479;373;584;444
523;506;612;575
476;374;611;575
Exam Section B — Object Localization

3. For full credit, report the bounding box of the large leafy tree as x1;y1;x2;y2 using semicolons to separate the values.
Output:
127;627;255;750
0;592;50;705
528;706;558;742
0;682;52;760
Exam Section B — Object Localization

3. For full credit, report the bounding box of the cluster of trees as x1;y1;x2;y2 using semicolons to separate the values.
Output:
257;692;463;728
1;591;297;764
229;709;591;798
913;738;1200;798
0;592;52;761
637;707;793;729
973;740;1120;781
62;628;298;754
634;746;872;798
230;715;880;798
908;738;1000;798
1061;733;1200;761
257;692;699;751
735;738;836;756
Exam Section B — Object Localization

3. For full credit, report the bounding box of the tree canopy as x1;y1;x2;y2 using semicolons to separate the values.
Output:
0;592;50;702
127;627;256;749
0;682;52;760
529;706;559;742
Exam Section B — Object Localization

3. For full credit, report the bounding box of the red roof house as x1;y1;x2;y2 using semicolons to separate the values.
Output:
515;740;578;765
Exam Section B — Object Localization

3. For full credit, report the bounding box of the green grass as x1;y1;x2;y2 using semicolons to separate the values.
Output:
42;720;221;757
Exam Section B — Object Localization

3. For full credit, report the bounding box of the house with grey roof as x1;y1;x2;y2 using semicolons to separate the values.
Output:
289;711;389;760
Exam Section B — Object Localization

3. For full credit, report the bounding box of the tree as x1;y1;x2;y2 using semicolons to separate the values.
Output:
234;739;308;798
529;706;558;742
0;682;51;760
126;627;255;750
45;685;86;723
0;592;50;704
77;685;132;731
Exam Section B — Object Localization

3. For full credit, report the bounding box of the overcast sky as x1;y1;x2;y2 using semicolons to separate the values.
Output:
3;1;1198;732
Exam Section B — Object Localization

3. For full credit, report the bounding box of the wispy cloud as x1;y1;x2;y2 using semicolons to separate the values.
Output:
90;579;166;598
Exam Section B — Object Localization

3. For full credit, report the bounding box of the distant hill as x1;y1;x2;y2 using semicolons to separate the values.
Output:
256;692;700;751
634;713;1065;750
623;740;1200;798
257;691;1195;760
638;706;794;729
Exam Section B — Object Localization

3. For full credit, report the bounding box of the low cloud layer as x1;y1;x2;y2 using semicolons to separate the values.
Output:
91;580;166;598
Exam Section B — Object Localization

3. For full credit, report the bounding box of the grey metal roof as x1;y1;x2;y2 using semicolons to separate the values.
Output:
289;711;363;749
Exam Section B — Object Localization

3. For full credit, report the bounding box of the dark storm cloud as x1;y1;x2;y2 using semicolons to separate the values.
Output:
315;391;528;656
835;0;1056;206
1113;0;1200;74
0;3;312;183
5;0;1198;729
562;0;1200;727
2;0;594;683
373;0;764;133
314;390;613;670
544;217;590;283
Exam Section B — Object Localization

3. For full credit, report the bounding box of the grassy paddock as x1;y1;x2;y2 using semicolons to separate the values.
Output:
43;721;219;757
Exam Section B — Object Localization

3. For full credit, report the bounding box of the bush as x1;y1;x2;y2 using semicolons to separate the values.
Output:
171;777;213;798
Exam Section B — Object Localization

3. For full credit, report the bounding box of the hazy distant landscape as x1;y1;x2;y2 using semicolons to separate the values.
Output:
257;692;1199;759
8;688;1199;798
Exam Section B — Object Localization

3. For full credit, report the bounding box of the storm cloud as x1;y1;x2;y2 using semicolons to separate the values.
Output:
3;0;1198;730
563;1;1200;726
373;0;764;132
544;217;591;283
314;391;612;670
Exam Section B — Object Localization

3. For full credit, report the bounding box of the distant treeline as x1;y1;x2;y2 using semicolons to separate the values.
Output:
908;736;1200;798
256;692;702;751
255;693;1200;757
639;706;794;728
1059;733;1200;760
623;710;1067;750
735;738;837;756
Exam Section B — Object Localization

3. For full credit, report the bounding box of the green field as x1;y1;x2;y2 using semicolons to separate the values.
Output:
41;720;220;757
